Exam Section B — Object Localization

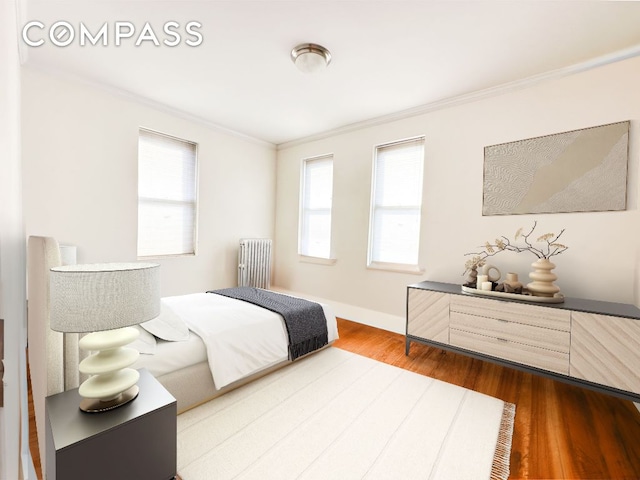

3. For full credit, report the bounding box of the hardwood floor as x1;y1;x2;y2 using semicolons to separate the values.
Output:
333;318;640;480
29;318;640;479
27;361;42;479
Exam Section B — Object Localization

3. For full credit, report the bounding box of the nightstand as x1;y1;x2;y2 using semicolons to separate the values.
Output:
45;368;177;480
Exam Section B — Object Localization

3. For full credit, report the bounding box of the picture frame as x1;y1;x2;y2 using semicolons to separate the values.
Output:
482;121;630;215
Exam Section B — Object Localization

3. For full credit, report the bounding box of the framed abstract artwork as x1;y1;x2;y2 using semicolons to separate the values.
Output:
482;121;630;215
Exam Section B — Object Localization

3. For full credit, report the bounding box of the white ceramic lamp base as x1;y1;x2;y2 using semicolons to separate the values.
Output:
78;326;140;413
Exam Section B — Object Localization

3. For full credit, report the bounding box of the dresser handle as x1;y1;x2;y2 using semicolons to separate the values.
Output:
496;337;508;343
498;319;509;323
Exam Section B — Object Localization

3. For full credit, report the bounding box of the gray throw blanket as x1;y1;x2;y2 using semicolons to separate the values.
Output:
207;287;328;361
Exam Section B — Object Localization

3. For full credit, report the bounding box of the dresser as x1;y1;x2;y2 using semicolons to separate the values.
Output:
406;281;640;401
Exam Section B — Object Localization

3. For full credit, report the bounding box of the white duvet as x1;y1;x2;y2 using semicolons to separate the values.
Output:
162;292;339;389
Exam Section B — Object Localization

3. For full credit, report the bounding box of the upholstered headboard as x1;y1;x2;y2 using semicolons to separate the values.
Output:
27;236;80;471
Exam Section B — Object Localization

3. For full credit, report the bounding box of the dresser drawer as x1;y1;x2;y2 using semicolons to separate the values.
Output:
450;295;570;332
450;328;569;375
450;311;570;353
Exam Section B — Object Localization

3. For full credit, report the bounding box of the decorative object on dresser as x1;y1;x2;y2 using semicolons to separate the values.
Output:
483;120;629;215
406;281;640;402
49;262;160;412
463;221;567;300
527;257;560;297
500;272;523;292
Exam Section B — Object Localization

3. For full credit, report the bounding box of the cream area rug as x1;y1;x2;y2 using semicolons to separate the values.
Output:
177;347;515;480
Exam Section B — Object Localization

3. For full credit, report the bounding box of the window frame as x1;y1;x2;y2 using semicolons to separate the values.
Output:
137;127;199;259
298;153;336;264
367;136;425;274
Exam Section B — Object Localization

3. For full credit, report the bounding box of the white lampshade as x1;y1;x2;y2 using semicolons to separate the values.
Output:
50;262;160;333
49;262;160;412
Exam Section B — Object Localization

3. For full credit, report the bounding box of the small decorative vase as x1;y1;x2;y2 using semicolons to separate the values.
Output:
504;272;523;289
465;267;478;287
527;258;560;297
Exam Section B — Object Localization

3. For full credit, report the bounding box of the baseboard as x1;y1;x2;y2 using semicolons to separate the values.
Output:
271;288;405;334
635;402;640;413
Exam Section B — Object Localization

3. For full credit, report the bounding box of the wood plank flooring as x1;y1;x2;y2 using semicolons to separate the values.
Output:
333;318;640;479
27;360;42;479
29;318;640;479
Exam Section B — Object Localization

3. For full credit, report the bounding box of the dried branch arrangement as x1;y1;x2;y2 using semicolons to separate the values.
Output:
463;221;568;274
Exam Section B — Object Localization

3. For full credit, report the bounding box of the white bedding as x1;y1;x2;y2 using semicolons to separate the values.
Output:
132;331;207;377
137;292;338;389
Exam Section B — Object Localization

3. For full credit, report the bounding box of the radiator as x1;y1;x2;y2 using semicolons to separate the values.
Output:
238;238;272;289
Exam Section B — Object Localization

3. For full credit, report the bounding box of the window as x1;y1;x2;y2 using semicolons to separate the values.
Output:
137;128;198;257
368;136;425;270
299;154;334;259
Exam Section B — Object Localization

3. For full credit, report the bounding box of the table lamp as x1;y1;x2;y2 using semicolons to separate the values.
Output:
50;262;160;413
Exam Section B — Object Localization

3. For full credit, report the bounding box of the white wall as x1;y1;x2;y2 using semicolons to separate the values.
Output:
1;1;31;478
275;55;640;333
22;67;277;296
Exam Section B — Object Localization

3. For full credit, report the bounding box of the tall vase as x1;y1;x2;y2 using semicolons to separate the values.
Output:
527;258;560;297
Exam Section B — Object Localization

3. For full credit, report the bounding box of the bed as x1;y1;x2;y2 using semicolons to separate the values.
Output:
131;291;338;412
27;236;338;470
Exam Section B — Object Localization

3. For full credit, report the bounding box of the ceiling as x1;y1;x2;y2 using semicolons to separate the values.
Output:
20;1;640;146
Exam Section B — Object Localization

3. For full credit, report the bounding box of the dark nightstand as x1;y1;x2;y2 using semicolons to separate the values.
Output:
45;368;177;480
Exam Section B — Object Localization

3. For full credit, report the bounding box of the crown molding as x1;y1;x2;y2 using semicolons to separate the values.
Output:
277;44;640;151
22;63;276;149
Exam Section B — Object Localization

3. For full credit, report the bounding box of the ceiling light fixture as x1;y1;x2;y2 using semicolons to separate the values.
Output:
291;43;332;74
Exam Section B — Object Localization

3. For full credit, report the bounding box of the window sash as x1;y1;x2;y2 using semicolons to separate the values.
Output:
299;155;333;259
369;137;424;267
138;129;198;257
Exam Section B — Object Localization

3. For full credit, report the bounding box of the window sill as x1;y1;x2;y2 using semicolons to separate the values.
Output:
367;262;424;275
137;253;196;260
298;255;337;266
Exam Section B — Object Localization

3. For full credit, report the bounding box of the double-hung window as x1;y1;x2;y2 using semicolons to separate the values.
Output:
137;128;198;257
299;154;334;260
368;136;425;271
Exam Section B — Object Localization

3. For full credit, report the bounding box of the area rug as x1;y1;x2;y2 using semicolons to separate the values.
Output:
177;347;515;480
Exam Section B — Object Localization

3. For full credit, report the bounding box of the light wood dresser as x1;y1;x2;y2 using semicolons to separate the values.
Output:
406;281;640;401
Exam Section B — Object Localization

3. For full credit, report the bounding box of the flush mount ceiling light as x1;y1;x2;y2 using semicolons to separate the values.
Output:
291;43;332;74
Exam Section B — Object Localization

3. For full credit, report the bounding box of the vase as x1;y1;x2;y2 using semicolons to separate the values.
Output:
527;258;560;297
465;267;478;287
504;272;523;289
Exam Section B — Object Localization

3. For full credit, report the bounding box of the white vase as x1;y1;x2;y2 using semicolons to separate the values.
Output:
527;258;560;297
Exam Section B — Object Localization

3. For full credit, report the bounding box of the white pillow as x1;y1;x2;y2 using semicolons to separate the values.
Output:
129;325;157;355
140;302;190;341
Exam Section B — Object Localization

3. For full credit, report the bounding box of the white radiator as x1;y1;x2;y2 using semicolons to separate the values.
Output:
238;238;272;289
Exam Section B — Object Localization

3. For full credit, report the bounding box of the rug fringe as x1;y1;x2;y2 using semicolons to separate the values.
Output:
490;401;516;480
